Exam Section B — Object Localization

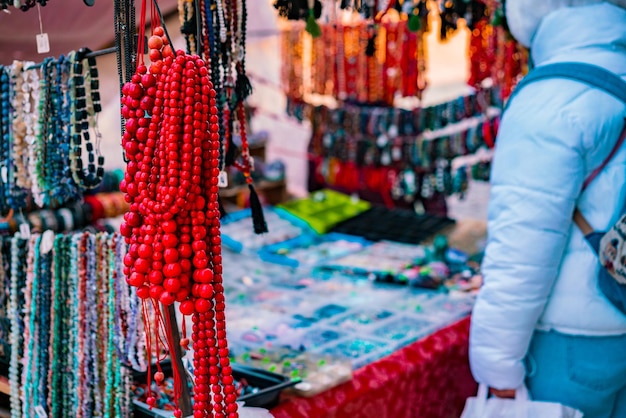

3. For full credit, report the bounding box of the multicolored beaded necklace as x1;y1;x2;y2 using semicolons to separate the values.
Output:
6;231;140;417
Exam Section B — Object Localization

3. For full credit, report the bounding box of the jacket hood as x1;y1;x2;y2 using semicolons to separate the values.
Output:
505;0;626;47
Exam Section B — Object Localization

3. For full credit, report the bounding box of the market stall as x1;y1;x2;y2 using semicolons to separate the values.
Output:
0;1;512;417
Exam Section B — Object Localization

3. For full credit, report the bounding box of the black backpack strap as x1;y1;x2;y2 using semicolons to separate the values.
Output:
505;62;626;110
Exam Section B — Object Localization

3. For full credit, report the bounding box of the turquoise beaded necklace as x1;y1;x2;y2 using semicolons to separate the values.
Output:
23;235;41;417
9;235;25;418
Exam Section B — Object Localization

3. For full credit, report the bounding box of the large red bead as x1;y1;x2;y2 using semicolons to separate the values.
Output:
163;263;182;277
134;258;150;274
162;233;179;248
149;285;164;300
197;268;213;283
163;248;179;263
199;284;213;299
127;272;145;287
160;291;176;305
128;83;144;99
180;300;195;315
163;278;181;293
148;270;164;284
195;298;212;313
136;285;150;299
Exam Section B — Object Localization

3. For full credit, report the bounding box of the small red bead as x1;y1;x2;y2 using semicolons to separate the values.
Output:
154;371;165;384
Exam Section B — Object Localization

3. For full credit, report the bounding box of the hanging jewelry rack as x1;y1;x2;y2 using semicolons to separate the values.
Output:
25;40;148;70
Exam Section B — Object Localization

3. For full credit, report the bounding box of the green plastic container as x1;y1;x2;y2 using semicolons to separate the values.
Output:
278;190;371;234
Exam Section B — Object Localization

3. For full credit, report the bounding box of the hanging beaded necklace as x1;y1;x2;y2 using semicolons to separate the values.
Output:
28;62;47;208
70;49;105;190
120;0;239;412
53;56;81;205
35;235;52;413
8;235;26;418
22;235;40;417
10;62;33;195
50;234;64;417
0;66;11;215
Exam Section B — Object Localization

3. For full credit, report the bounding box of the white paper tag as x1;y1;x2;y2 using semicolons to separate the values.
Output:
35;406;48;418
218;171;228;188
19;223;31;239
1;166;7;183
40;230;55;254
36;33;50;54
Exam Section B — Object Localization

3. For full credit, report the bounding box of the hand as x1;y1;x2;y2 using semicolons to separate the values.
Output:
489;388;516;398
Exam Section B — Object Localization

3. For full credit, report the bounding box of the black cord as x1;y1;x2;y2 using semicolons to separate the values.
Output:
194;0;202;56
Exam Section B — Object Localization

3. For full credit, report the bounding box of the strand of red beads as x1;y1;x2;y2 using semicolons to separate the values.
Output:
120;23;238;418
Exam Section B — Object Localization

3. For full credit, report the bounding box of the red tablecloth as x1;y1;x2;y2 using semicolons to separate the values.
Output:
271;316;476;418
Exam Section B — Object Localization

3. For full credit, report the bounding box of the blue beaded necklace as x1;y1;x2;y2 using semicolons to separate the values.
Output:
0;66;11;215
34;236;52;413
47;55;81;207
9;235;26;418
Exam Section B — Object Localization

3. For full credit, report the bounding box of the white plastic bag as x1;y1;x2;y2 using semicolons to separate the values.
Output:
236;402;275;418
460;384;584;418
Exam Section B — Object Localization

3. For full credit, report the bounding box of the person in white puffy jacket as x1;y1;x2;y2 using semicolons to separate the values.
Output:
468;1;626;417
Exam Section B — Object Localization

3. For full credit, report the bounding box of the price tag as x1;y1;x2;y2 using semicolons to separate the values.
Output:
19;223;31;239
40;230;55;254
35;406;48;418
36;33;50;54
218;171;228;188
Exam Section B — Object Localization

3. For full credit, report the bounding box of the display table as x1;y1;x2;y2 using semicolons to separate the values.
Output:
271;316;476;418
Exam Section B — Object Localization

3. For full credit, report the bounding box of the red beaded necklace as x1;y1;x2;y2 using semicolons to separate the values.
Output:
119;2;238;416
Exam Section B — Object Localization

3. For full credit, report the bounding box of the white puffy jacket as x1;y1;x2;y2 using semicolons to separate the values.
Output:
469;2;626;390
